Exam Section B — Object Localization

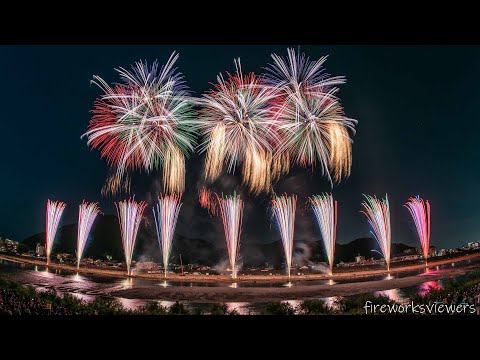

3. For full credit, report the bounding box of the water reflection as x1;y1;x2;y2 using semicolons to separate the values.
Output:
283;282;294;288
229;282;238;289
158;281;169;288
375;288;408;304
226;302;250;315
418;281;442;297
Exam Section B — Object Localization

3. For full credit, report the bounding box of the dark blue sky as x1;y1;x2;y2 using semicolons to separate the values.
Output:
1;45;479;250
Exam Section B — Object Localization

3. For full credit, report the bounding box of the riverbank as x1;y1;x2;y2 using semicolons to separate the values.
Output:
1;252;480;284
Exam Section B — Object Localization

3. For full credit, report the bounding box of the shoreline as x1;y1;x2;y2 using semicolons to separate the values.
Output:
2;253;480;302
1;252;480;283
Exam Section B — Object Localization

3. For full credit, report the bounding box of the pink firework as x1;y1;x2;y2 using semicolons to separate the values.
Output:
215;192;244;279
45;200;67;265
404;196;431;265
77;201;101;268
115;198;147;275
271;193;297;277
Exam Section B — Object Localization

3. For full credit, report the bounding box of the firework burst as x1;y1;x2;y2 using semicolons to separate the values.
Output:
115;198;147;275
271;194;297;277
404;196;431;265
266;48;357;185
45;200;66;264
153;194;182;277
83;52;197;194
216;192;244;279
197;59;281;194
361;194;391;271
309;194;337;275
77;201;100;268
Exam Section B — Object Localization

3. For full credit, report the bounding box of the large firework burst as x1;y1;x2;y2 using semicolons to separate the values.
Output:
266;49;357;185
197;60;281;194
83;52;197;194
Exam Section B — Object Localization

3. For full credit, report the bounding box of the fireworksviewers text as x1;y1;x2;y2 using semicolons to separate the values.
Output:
364;301;476;315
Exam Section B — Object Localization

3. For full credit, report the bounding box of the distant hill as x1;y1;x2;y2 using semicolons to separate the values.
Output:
22;216;415;266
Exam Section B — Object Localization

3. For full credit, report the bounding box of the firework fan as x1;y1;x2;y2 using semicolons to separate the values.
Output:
404;196;431;265
83;52;197;194
309;194;337;275
77;201;100;268
116;198;147;275
216;192;244;279
361;194;391;271
45;200;66;264
153;194;182;277
197;59;282;195
271;193;297;277
265;48;357;185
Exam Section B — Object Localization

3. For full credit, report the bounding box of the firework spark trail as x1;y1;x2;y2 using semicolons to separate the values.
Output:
309;194;337;275
361;194;391;271
153;194;183;277
198;187;218;216
216;192;244;279
77;201;100;268
265;48;357;186
115;198;147;275
271;194;297;277
101;172;131;197
197;59;281;194
83;52;197;194
45;200;66;265
404;196;431;265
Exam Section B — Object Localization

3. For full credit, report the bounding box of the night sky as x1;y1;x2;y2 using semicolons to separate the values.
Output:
1;45;479;250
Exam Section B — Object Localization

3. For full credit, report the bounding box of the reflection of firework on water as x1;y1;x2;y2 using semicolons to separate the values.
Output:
198;187;218;216
153;194;182;277
271;194;297;277
361;194;391;271
115;198;147;275
77;201;100;268
83;52;197;194
309;193;337;275
197;60;281;194
266;48;357;186
216;192;243;279
404;196;431;265
46;200;66;264
101;172;131;197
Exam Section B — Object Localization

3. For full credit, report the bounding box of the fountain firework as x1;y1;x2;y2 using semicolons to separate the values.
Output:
216;192;244;279
404;196;431;266
271;194;297;277
115;198;147;275
45;200;66;265
77;201;100;269
361;194;391;271
309;194;337;275
153;194;183;277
